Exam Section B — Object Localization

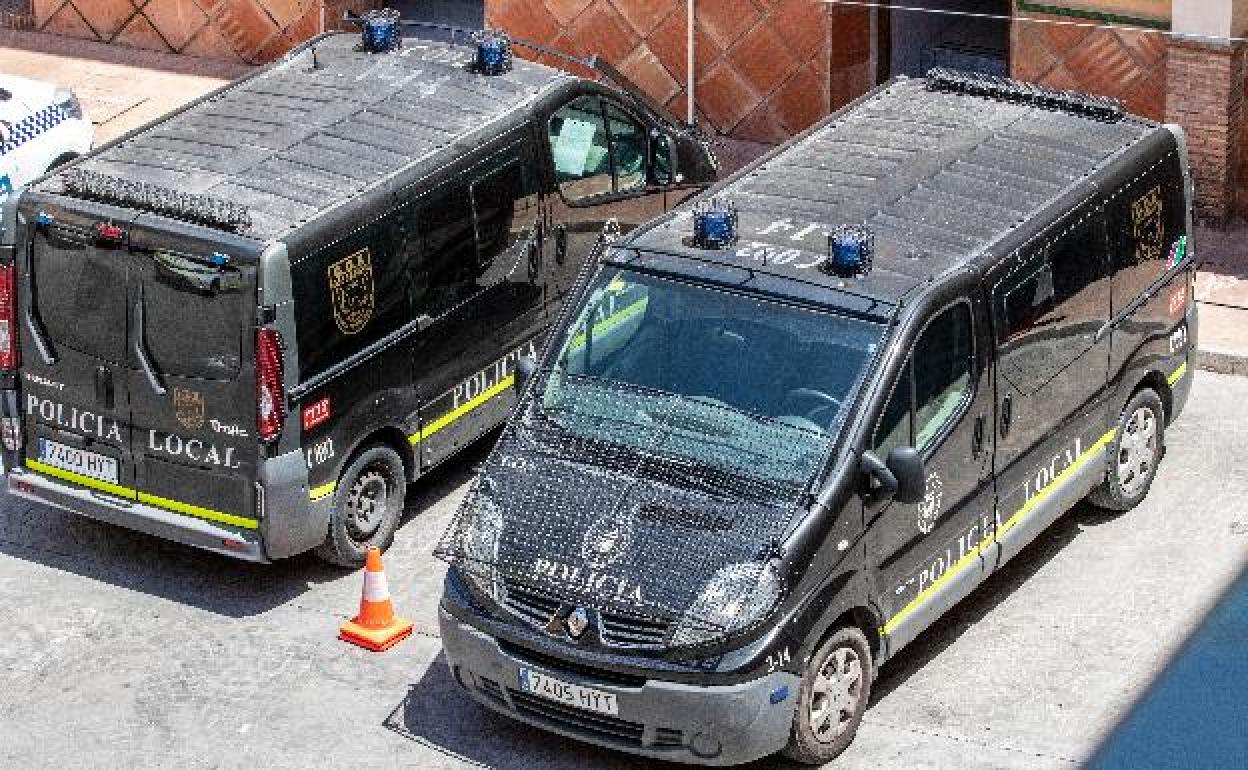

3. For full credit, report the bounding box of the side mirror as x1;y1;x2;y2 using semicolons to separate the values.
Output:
860;446;926;505
515;355;536;391
887;446;926;505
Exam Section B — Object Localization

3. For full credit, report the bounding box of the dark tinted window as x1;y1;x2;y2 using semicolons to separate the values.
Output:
143;255;244;380
1109;153;1187;306
874;364;912;459
31;227;128;364
913;303;973;450
999;217;1108;342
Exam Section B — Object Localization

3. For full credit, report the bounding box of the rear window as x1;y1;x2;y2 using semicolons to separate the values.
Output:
142;252;245;380
32;226;129;364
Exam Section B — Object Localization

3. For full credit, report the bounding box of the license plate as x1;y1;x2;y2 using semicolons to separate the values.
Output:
517;667;619;716
38;439;119;484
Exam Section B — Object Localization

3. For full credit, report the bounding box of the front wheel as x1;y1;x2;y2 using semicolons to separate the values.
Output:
783;626;873;765
1088;388;1165;512
315;444;406;568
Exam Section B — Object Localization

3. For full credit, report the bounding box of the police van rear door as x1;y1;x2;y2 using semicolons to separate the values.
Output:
124;215;260;533
20;197;137;498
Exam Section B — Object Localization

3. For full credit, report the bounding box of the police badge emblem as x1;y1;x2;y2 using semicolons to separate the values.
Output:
916;473;944;535
580;515;634;569
173;387;204;431
327;248;374;335
1130;185;1165;264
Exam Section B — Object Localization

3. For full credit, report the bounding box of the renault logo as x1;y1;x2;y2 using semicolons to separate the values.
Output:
565;607;590;639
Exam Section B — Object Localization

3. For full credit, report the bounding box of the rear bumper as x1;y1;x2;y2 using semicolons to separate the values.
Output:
7;465;268;562
439;608;799;766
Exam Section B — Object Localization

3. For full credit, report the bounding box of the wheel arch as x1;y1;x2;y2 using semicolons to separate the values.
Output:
1132;369;1173;424
339;425;417;485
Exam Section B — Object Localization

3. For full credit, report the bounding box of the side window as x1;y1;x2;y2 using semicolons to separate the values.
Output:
606;103;647;194
549;97;650;202
873;303;973;456
418;182;478;319
913;303;973;450
469;146;532;276
1000;218;1106;342
1109;154;1187;307
550;96;612;201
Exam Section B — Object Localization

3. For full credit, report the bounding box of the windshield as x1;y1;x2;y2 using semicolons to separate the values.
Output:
532;267;884;486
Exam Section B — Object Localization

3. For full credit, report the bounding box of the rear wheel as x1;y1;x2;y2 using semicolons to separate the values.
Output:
315;444;406;568
783;626;873;765
1089;388;1165;512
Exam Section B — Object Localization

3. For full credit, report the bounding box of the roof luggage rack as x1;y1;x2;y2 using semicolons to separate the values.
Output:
61;169;252;232
925;68;1125;123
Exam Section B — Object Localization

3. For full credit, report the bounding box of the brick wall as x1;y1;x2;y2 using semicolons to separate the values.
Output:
1166;39;1245;225
1011;9;1168;120
486;0;873;144
30;0;378;63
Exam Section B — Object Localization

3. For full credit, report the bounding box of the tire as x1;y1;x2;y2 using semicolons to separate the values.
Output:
1088;388;1165;512
314;444;406;568
783;626;874;765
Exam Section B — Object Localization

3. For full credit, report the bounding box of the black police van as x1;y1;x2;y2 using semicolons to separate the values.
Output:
436;70;1197;765
0;28;716;565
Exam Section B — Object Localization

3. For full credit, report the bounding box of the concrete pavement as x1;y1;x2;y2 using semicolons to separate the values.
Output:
0;370;1245;768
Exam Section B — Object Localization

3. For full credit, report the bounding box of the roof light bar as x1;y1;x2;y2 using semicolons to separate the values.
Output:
691;199;738;250
62;170;252;232
361;8;401;53
926;68;1124;123
822;225;874;278
474;30;513;76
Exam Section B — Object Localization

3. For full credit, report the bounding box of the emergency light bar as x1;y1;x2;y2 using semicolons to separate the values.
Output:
691;199;738;250
62;169;252;232
361;8;401;53
823;225;874;278
473;30;513;76
926;68;1124;123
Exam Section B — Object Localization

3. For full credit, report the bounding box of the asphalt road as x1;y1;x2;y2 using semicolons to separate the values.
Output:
1;371;1246;769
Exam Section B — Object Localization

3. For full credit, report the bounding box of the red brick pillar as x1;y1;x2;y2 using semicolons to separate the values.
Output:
1166;38;1246;225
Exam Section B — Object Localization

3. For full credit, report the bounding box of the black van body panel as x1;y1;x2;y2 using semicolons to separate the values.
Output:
438;74;1197;764
3;33;717;561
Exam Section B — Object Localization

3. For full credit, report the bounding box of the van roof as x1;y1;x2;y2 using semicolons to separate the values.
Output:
32;33;571;240
623;74;1163;305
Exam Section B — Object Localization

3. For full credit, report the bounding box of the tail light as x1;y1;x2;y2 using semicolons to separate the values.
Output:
0;262;19;370
255;328;286;443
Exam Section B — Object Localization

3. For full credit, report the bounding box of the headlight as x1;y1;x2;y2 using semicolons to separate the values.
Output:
53;88;83;120
459;492;504;602
670;561;782;648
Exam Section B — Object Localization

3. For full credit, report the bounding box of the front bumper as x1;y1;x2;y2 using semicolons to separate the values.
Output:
439;608;800;766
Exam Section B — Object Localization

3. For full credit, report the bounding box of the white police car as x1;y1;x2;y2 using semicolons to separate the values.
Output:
0;75;93;204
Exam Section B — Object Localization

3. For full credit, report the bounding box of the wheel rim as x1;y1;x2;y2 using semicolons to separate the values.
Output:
1117;406;1158;498
809;646;863;743
345;465;391;542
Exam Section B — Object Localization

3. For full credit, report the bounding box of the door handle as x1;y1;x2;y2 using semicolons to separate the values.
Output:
94;365;114;410
972;413;986;456
1000;395;1013;438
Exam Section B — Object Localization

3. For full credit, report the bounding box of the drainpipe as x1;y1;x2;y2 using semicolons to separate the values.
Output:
687;0;696;126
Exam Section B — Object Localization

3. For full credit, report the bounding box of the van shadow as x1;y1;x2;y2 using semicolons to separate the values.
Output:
868;501;1121;706
0;439;491;618
386;652;780;770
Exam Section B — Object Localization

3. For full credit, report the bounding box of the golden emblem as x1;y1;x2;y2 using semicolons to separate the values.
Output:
328;248;374;335
1131;185;1164;264
173;387;204;431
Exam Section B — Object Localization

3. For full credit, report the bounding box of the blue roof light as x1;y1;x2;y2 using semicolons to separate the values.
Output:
824;224;874;278
474;30;513;76
691;199;738;250
209;252;230;267
361;8;401;53
34;211;53;226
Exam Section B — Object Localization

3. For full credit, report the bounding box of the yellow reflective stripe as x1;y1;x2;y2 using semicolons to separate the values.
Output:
135;491;259;531
25;458;136;501
1167;362;1187;387
569;297;648;352
25;458;257;531
309;481;336;501
409;373;516;447
881;428;1117;637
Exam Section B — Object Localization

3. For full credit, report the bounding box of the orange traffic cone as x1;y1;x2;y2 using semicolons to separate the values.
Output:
339;547;414;652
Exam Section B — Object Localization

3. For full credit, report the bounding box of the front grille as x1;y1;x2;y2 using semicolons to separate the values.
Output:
499;639;647;688
503;580;560;627
599;611;670;647
510;689;645;746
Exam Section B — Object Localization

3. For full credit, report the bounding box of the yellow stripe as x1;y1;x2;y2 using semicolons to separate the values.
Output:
1167;362;1187;387
309;481;336;501
136;491;258;530
881;428;1117;636
25;458;136;501
409;373;516;446
25;459;257;531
